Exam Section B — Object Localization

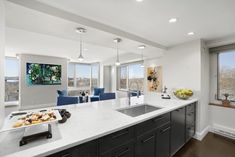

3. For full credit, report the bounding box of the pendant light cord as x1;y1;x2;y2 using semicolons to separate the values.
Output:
80;33;83;56
116;41;119;62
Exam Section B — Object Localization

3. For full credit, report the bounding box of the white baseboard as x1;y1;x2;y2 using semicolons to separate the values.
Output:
194;125;235;141
210;124;235;140
194;126;210;141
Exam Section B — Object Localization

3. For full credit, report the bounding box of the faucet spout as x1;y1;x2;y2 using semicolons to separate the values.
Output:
127;90;141;106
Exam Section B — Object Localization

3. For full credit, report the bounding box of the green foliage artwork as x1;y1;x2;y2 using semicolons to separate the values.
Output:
26;63;61;85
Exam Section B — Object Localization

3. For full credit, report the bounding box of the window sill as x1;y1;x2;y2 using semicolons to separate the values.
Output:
4;101;19;107
209;101;235;109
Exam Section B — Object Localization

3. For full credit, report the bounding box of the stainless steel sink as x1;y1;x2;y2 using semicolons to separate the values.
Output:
117;104;161;117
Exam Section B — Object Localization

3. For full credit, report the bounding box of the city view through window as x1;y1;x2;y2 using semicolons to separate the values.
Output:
5;57;19;102
218;51;235;101
118;62;144;91
68;63;99;96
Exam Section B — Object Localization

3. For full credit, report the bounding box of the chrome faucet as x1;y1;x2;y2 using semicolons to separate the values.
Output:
127;90;140;106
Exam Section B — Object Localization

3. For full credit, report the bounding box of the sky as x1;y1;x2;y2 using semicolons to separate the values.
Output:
5;58;19;77
68;63;99;78
219;50;235;69
128;64;144;78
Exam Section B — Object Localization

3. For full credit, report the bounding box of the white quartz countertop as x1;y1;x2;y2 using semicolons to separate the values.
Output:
0;95;197;157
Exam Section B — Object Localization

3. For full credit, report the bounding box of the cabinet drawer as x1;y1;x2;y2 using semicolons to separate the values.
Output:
47;141;98;157
186;103;195;113
47;149;73;157
100;127;135;154
101;141;134;157
136;113;170;136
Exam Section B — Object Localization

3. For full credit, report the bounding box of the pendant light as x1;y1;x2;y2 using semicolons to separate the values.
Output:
113;38;122;66
76;27;87;62
138;45;146;68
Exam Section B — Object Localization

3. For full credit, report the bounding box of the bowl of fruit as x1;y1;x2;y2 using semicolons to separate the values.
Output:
174;89;193;100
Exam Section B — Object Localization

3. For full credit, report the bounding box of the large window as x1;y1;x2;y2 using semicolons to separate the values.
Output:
68;63;100;96
5;57;19;102
218;51;235;101
117;62;144;91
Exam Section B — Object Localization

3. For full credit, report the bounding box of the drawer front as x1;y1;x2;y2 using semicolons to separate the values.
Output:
47;141;98;157
100;127;135;154
101;141;134;157
186;103;195;113
136;113;170;136
47;149;73;157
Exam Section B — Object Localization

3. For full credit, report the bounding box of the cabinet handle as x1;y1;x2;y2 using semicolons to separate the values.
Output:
153;116;164;122
61;153;71;157
160;127;170;133
141;135;154;143
112;130;129;139
114;148;130;157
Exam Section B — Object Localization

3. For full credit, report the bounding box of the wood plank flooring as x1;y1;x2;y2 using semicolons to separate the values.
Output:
173;133;235;157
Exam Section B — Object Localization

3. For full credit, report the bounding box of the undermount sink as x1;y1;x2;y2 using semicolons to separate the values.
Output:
117;104;161;117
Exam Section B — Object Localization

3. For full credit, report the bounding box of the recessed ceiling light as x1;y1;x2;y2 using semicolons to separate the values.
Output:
138;45;146;49
136;0;144;2
169;18;177;23
187;32;195;36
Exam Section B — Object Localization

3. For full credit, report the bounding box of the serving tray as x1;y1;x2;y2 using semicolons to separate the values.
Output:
1;109;62;132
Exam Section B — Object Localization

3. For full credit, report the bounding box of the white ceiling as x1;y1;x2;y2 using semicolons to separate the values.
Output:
36;0;235;46
5;0;235;62
5;1;164;63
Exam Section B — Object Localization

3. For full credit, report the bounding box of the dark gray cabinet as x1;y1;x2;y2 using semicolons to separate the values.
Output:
156;123;171;157
48;103;196;157
136;131;156;157
171;107;186;155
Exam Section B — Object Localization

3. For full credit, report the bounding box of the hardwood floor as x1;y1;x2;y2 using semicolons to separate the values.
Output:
173;133;235;157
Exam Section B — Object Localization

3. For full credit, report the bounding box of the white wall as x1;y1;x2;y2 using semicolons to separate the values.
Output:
144;40;210;137
0;0;5;128
19;54;68;110
144;40;201;93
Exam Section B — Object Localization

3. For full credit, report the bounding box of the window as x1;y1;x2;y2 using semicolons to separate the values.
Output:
117;62;144;91
68;62;100;96
119;66;128;89
68;63;75;87
5;57;19;102
91;63;100;91
218;51;235;101
128;63;144;91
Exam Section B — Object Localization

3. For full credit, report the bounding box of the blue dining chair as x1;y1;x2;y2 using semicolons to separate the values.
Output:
57;96;79;106
99;93;116;101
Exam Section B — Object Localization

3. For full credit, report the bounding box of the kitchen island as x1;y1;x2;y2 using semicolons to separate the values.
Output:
0;95;197;157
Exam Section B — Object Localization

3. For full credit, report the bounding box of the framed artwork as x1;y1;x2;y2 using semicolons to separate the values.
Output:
147;66;162;92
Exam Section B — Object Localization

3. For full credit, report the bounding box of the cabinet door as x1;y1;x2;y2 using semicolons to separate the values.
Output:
135;131;156;157
171;107;186;155
156;123;171;157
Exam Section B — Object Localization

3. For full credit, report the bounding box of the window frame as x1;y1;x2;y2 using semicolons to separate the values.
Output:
217;51;235;102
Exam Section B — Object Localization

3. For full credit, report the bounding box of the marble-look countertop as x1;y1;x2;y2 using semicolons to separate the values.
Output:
0;95;197;157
